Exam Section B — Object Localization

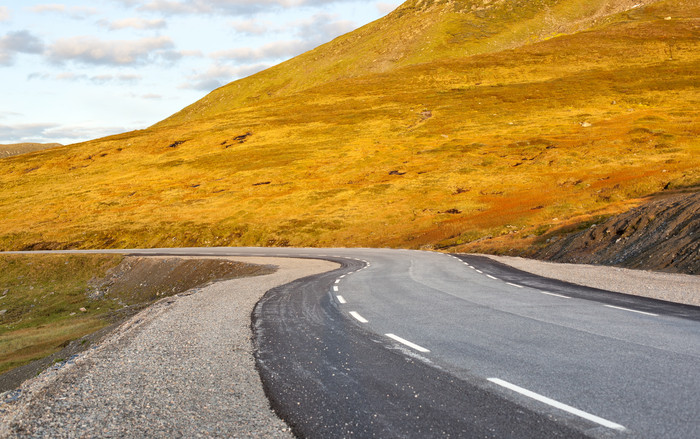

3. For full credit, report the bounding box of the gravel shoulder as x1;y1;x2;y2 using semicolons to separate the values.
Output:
0;257;338;438
481;254;700;306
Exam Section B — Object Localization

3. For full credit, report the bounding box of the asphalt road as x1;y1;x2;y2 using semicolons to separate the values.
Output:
16;247;700;438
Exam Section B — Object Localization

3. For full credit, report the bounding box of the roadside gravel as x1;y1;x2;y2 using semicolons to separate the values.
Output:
0;257;338;438
482;255;700;306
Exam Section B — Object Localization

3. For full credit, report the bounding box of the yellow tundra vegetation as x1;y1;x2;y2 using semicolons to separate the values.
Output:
0;0;698;252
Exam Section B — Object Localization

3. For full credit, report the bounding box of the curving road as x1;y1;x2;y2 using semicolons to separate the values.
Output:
18;247;700;438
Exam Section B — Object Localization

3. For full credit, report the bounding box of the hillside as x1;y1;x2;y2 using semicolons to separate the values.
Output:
0;0;698;254
160;0;661;125
0;143;62;159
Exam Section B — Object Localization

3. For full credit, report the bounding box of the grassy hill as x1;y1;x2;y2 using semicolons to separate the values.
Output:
0;143;62;159
0;0;698;252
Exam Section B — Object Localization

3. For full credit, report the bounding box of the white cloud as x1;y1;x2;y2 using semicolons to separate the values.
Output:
0;110;22;120
126;0;351;16
30;4;66;14
293;12;356;45
28;71;143;84
47;36;175;66
211;40;310;62
0;6;10;22
107;17;167;30
181;63;271;90
0;121;130;144
212;14;356;64
0;30;45;66
231;19;277;36
376;2;399;15
31;4;98;19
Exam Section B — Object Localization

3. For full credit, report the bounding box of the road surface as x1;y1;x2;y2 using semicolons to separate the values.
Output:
12;247;700;438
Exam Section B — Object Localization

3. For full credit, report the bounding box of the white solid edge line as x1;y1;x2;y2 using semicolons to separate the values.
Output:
540;291;571;299
349;311;368;323
486;274;498;280
385;333;430;353
333;286;339;292
506;282;524;288
487;378;626;431
604;304;658;317
337;295;347;304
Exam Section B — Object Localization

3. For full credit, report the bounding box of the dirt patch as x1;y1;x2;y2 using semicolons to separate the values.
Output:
89;256;276;320
0;256;275;393
534;191;700;274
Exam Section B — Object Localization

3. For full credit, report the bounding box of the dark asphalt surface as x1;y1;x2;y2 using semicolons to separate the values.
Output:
8;247;700;438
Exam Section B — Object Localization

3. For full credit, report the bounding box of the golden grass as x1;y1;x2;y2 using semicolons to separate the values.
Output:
0;0;697;253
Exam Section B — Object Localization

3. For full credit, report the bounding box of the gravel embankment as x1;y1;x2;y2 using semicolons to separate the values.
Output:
0;257;338;438
482;255;700;306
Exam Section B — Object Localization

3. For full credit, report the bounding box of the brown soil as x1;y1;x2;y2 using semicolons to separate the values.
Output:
0;256;275;393
533;191;699;274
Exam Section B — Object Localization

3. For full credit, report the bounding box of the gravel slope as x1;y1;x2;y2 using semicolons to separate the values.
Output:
0;257;338;438
482;254;700;306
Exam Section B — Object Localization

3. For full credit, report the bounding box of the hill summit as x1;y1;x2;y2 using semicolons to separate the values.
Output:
0;0;698;254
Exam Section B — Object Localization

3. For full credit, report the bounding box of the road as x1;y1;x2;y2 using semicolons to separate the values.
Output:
17;247;700;438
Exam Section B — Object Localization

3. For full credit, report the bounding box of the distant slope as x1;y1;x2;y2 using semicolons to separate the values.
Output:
533;191;700;274
0;143;62;159
0;0;698;253
158;0;660;126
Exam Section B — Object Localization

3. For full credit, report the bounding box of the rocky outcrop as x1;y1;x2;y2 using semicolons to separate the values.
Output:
535;192;699;274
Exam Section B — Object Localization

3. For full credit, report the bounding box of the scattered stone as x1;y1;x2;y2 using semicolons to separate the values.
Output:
535;192;700;274
0;309;7;316
167;141;185;148
581;121;592;127
79;308;87;313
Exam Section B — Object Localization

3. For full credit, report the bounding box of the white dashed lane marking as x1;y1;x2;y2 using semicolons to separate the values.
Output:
336;295;347;304
386;333;430;353
349;311;368;323
333;286;339;292
506;282;524;289
486;274;498;280
488;378;626;431
604;304;658;317
540;291;570;299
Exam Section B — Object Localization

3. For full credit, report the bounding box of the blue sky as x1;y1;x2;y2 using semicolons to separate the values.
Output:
0;1;399;144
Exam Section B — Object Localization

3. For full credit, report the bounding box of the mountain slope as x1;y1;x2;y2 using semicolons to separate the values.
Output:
159;0;660;126
0;0;698;253
0;143;62;159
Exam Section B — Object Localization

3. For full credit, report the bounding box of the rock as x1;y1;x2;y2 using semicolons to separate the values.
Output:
535;192;700;274
80;307;87;313
581;121;592;127
0;309;7;316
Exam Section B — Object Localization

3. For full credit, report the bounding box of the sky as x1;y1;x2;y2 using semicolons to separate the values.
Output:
0;1;399;145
